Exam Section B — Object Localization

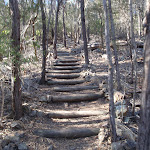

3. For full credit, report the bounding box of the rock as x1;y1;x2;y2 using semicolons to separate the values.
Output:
114;91;124;103
123;140;136;150
36;110;44;117
11;121;24;130
111;141;124;150
15;132;25;139
17;143;28;150
4;143;17;150
115;100;128;118
112;140;136;150
48;145;53;150
29;110;37;117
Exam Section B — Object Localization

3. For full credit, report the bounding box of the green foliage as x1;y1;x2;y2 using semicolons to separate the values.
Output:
0;31;11;57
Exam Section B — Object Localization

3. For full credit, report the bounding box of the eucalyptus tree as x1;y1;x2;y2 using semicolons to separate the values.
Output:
137;1;150;149
102;0;117;142
39;0;47;84
108;0;121;90
81;0;89;65
9;0;22;119
53;0;63;59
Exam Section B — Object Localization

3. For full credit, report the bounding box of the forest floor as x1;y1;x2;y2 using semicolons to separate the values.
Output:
0;37;144;150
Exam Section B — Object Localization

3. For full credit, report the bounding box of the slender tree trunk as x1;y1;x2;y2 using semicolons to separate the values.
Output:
108;0;122;90
137;1;150;150
63;4;66;47
39;0;47;84
81;0;89;65
32;14;38;60
53;0;62;59
102;0;117;142
46;0;53;49
129;0;137;115
9;0;22;120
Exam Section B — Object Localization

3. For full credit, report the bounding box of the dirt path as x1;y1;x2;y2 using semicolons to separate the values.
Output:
23;48;110;150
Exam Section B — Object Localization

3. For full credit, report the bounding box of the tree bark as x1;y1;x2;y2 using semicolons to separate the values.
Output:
137;1;150;150
39;0;47;84
102;0;117;142
53;0;62;59
81;0;89;65
9;0;22;120
108;0;122;90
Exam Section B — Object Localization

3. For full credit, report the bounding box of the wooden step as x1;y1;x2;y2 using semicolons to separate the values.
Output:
40;92;104;102
58;59;79;63
47;79;85;85
33;127;100;139
45;110;107;118
52;66;81;70
53;62;80;66
47;74;80;79
46;69;81;74
53;85;99;92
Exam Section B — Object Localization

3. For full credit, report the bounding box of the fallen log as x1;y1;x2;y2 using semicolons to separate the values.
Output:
53;85;99;92
52;66;81;70
53;62;80;66
47;74;80;79
33;127;100;139
47;79;85;85
40;92;104;102
46;69;81;74
45;110;107;118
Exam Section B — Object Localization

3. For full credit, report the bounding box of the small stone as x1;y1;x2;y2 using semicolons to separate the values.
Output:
15;132;25;139
36;111;44;117
11;121;24;130
17;143;28;150
48;145;53;150
123;140;136;150
111;141;124;150
29;110;37;117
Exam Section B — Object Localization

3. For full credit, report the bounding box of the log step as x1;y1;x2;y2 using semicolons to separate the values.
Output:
40;92;104;102
33;127;100;139
46;69;81;74
53;62;80;66
47;79;85;85
47;74;80;79
58;59;79;63
52;66;81;70
53;85;99;92
45;110;107;118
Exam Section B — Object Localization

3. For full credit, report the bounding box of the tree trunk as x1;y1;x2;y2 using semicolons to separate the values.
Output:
9;0;22;120
53;0;62;59
81;0;89;65
137;1;150;150
39;0;47;84
63;4;66;47
102;0;117;142
129;0;137;115
46;0;53;49
108;0;122;90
